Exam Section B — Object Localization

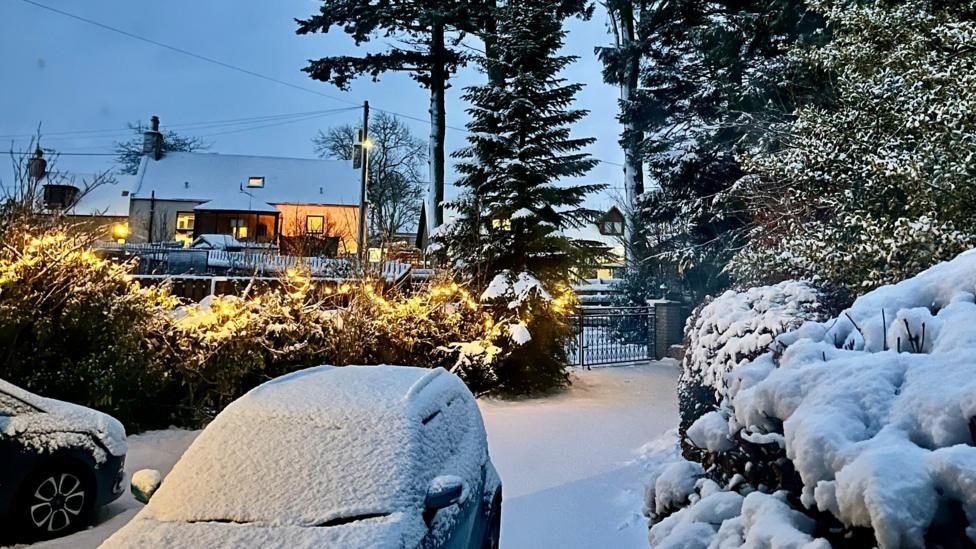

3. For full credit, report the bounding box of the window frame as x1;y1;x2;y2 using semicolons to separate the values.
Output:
176;211;195;232
305;215;325;235
247;176;265;189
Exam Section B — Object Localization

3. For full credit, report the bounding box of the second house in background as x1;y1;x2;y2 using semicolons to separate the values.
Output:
124;119;361;257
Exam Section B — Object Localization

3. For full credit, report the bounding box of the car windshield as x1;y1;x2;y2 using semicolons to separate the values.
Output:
143;408;419;526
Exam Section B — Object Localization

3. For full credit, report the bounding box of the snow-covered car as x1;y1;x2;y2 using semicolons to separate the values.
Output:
103;365;502;549
0;379;127;542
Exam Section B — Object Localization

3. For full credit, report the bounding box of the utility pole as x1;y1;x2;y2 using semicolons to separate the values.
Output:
357;100;370;268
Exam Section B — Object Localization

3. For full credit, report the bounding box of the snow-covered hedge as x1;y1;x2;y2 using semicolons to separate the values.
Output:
651;249;976;547
684;281;826;394
0;230;525;429
678;281;830;443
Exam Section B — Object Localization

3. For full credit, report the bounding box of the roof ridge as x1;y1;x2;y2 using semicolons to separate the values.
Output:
165;150;350;164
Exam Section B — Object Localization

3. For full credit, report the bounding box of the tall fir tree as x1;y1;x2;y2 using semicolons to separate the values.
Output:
297;2;489;244
597;0;826;301
437;0;601;393
439;0;604;287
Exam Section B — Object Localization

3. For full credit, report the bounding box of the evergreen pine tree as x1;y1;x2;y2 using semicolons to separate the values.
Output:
440;0;604;287
730;0;976;290
437;0;603;393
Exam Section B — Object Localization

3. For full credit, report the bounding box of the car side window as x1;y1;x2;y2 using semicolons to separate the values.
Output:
0;391;36;416
421;395;473;466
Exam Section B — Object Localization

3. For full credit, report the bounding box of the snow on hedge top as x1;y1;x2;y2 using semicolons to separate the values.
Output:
684;281;823;393
0;378;126;462
723;249;976;547
106;365;488;548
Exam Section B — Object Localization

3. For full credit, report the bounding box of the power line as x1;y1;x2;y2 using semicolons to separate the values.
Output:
0;107;361;140
18;0;360;108
16;0;625;169
7;151;118;157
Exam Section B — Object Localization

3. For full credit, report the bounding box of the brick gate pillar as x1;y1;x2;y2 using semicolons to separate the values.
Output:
649;299;688;360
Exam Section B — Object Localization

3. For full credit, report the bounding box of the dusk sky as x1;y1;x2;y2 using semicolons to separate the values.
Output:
0;0;626;206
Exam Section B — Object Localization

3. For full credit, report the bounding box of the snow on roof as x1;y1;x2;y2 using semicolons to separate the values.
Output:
131;151;360;206
58;174;135;217
193;192;278;213
107;365;488;548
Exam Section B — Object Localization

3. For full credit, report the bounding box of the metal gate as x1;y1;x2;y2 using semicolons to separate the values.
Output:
566;306;655;368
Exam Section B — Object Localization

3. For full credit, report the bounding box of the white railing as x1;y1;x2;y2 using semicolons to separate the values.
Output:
206;250;351;277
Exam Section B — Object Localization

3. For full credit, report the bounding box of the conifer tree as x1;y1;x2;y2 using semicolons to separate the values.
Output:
598;0;826;300
437;0;602;393
439;0;604;287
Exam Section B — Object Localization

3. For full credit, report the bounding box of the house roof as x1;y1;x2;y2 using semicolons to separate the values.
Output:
193;192;279;213
59;174;135;217
131;151;360;206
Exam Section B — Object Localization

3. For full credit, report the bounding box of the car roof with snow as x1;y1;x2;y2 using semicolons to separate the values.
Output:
104;365;487;548
245;364;463;420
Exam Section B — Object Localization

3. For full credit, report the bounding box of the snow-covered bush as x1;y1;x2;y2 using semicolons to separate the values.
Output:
654;248;976;547
327;275;513;394
678;282;832;445
0;230;523;429
0;229;177;430
479;270;577;394
160;270;342;422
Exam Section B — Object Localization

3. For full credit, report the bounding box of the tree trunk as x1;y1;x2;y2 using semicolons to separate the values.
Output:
426;18;447;242
609;0;646;262
483;0;503;85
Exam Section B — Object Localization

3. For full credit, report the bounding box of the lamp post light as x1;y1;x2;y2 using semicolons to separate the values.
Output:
356;101;372;270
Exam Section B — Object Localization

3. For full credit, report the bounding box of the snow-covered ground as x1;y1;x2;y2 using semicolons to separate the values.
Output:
481;361;678;548
23;429;199;549
15;361;678;548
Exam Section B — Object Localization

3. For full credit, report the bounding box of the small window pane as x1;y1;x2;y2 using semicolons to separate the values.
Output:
247;176;265;188
306;216;325;234
176;212;195;231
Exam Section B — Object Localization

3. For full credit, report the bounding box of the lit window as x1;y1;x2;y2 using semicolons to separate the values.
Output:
230;219;248;240
176;212;195;231
306;215;325;234
247;176;265;188
492;218;512;231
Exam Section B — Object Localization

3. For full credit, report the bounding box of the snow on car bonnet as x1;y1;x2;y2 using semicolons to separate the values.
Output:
139;365;476;531
0;378;127;462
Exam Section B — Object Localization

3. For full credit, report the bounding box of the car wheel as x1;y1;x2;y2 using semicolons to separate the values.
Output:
482;492;501;549
15;466;94;541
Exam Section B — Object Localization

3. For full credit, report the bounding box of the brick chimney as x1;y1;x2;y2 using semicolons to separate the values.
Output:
142;115;164;161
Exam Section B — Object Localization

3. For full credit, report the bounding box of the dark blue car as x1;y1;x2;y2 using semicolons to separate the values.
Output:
103;365;500;548
0;379;127;542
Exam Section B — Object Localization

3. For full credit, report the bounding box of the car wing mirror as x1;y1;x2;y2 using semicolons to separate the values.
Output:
425;475;466;510
131;469;162;504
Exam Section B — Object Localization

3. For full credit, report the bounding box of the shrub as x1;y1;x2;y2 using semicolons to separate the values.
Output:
0;229;551;430
0;229;176;430
327;276;510;394
656;249;976;547
479;271;576;394
678;281;837;463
